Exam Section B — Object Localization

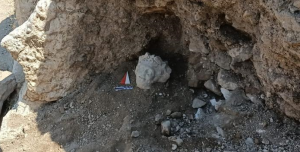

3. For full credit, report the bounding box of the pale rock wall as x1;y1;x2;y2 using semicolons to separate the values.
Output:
2;0;300;120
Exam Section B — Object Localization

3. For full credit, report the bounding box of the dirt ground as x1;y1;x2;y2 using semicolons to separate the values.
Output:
0;0;14;71
1;61;300;152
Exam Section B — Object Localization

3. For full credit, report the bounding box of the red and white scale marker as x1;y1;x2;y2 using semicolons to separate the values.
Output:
120;71;131;85
115;71;133;91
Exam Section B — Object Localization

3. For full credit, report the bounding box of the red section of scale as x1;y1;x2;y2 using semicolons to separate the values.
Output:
120;73;127;85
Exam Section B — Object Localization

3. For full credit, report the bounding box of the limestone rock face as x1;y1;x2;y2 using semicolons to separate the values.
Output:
135;53;171;89
0;71;16;114
2;0;88;102
2;0;300;120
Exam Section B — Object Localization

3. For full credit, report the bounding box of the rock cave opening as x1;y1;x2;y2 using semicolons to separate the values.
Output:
139;35;189;82
131;12;189;84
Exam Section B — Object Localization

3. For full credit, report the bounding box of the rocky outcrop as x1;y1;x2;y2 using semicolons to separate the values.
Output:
2;0;300;120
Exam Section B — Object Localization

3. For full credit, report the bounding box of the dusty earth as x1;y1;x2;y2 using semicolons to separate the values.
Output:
1;1;300;152
0;0;14;72
1;61;300;152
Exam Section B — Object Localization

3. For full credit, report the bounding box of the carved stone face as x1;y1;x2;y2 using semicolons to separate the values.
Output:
135;53;171;89
135;64;155;89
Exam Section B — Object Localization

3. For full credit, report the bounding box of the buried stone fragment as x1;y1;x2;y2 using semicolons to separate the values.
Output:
135;53;172;89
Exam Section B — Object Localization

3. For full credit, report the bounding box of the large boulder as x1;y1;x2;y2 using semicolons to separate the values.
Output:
0;71;16;114
135;53;172;89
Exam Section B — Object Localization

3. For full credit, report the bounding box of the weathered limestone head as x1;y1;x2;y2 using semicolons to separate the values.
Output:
135;53;172;89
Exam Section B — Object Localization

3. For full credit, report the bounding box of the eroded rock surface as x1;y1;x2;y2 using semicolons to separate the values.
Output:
2;0;300;120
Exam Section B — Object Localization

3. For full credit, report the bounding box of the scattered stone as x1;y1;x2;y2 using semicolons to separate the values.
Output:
131;131;140;138
228;46;253;62
161;121;171;136
188;114;194;120
189;37;209;54
195;108;205;120
204;79;222;96
254;138;260;144
259;122;268;128
171;144;177;151
135;53;172;89
175;126;181;132
155;114;163;125
217;69;240;90
245;137;254;145
210;99;223;110
216;126;225;137
214;51;232;70
166;110;172;116
221;88;232;100
170;112;182;118
206;148;212;152
294;1;300;9
246;94;263;105
262;138;270;145
59;107;65;114
69;102;74;108
192;98;207;108
168;136;183;146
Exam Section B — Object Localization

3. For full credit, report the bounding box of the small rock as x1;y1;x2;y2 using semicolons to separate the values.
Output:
195;108;205;120
131;131;140;138
228;46;253;62
214;51;232;70
254;138;260;144
161;121;171;136
155;114;163;125
220;88;232;100
216;126;225;137
204;79;222;96
69;102;74;108
245;137;254;145
192;98;207;108
188;114;194;120
210;99;223;110
259;122;268;128
262;138;270;145
59;107;64;114
217;69;240;91
294;1;300;9
170;112;182;118
172;144;177;150
189;37;209;54
169;136;183;146
166;110;172;116
206;148;212;152
175;126;181;132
